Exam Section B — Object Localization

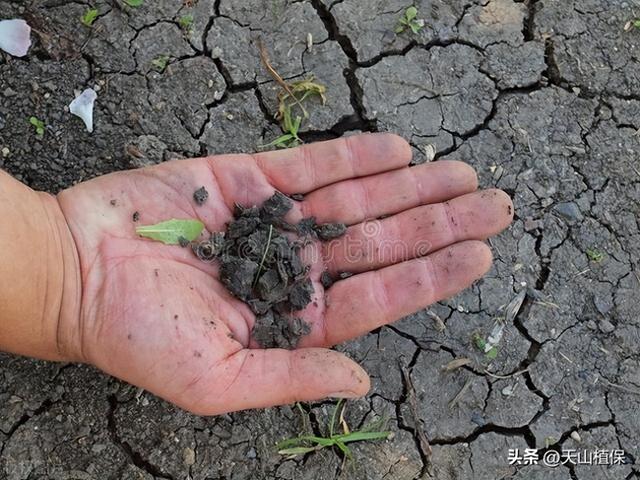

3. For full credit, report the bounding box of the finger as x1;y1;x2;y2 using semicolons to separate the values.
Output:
301;161;478;225
252;133;412;194
184;348;370;415
324;189;513;274
310;241;492;347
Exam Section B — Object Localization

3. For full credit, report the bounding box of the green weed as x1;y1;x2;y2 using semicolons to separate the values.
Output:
151;55;170;72
29;117;45;136
277;400;391;460
586;248;605;262
258;40;327;149
396;7;425;34
472;332;498;360
179;15;194;32
81;8;99;27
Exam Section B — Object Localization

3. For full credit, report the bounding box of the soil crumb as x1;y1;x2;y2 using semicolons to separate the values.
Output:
190;191;346;348
193;186;209;205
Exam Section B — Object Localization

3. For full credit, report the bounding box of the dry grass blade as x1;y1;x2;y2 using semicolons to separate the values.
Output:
448;377;472;410
257;38;308;117
442;357;472;373
505;290;527;323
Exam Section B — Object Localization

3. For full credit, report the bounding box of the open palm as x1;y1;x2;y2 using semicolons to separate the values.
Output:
56;134;513;415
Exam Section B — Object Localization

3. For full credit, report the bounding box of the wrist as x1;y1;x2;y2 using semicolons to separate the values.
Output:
0;171;83;363
38;192;84;363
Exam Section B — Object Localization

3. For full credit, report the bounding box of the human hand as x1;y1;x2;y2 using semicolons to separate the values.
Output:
56;133;513;414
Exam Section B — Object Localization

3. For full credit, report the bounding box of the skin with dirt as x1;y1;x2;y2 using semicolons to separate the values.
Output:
192;190;344;348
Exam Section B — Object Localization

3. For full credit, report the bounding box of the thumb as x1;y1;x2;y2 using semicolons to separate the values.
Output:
185;348;370;415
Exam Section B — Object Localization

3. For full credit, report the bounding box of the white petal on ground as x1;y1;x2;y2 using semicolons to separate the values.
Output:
69;88;98;133
0;19;31;57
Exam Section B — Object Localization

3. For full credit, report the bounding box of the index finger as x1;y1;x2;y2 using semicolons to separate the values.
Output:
252;133;412;194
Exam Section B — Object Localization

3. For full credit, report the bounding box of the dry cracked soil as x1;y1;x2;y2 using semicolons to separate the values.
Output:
1;0;640;479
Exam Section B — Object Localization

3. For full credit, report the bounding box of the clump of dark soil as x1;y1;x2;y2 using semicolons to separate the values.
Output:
193;186;209;205
191;190;346;348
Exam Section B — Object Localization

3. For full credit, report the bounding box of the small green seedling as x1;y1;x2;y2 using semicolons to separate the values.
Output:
263;77;327;149
277;400;391;460
277;77;327;120
123;0;143;6
29;117;45;136
624;19;640;31
396;6;425;34
136;219;204;245
472;332;498;360
259;41;328;149
179;14;194;32
586;248;605;262
81;8;99;27
264;105;303;149
151;55;170;72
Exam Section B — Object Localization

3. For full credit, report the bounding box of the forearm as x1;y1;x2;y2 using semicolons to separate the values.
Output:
0;170;81;362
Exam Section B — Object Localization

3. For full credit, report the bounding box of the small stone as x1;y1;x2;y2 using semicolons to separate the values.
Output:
183;447;196;466
501;384;517;396
598;319;615;334
91;444;107;453
1;147;10;157
470;411;487;426
593;296;612;315
554;202;583;223
570;431;581;442
246;447;257;459
523;217;540;232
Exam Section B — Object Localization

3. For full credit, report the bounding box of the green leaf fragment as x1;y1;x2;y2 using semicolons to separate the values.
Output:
472;332;486;351
277;446;319;456
334;441;352;459
485;347;499;360
136;219;204;245
29;116;45;136
151;55;170;72
124;0;143;6
179;15;194;30
406;6;418;21
81;8;99;27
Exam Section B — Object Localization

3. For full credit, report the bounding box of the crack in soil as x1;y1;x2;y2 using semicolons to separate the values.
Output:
0;399;55;459
106;394;175;480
